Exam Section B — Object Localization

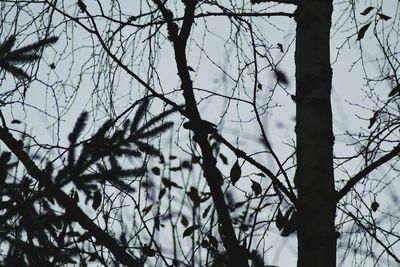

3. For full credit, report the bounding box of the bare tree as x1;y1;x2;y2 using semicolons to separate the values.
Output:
0;0;399;266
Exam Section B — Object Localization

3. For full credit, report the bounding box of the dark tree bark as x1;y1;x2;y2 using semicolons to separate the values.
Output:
152;1;248;266
294;0;336;266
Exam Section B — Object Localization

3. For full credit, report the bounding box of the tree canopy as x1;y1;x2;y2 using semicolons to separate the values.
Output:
0;0;399;266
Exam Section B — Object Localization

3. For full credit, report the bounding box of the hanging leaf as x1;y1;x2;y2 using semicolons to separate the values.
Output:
192;155;201;164
183;225;200;238
142;204;153;216
219;153;228;165
187;65;195;72
233;201;246;209
208;234;218;247
162;178;182;189
377;13;391;21
251;180;262;196
159;154;165;164
281;208;297;237
77;0;87;12
371;201;379;212
257;83;263;91
201;240;209;248
158;188;166;200
277;43;283;53
357;22;372;41
202;204;212;218
181;215;189;227
275;209;284;230
77;232;92;242
181;160;191;169
152;166;161;175
388;84;400;97
360;7;374;15
142;245;156;257
368;112;378;129
274;69;289;85
368;117;376;129
92;190;102;210
170;166;182;171
0;36;16;55
187;186;201;206
230;160;242;185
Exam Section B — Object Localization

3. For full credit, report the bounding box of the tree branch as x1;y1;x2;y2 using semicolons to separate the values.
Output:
251;0;297;5
0;127;142;267
336;144;400;202
152;1;248;266
214;133;298;206
347;211;400;263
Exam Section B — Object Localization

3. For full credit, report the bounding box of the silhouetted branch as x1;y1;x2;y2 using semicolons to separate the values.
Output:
0;36;58;80
347;212;400;263
251;0;297;5
0;126;142;267
337;144;400;201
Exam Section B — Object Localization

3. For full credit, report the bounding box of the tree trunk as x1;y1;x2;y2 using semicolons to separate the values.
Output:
294;0;336;266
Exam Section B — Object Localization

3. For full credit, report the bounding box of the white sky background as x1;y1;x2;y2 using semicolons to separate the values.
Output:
0;0;399;266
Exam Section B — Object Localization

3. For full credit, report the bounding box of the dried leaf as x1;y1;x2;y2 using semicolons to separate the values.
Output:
277;43;283;53
181;215;189;227
201;240;209;248
357;22;372;41
92;190;102;210
152;166;160;175
158;188;166;200
202;204;212;218
251;180;262;196
280;208;297;237
360;7;374;15
219;153;228;165
388;84;400;97
274;69;289;85
77;232;92;242
170;166;182;171
368;112;377;129
187;186;201;206
207;233;218;247
230;160;242;185
377;13;391;21
371;201;379;212
276;209;284;230
181;160;191;169
162;178;182;189
183;225;200;238
142;245;156;257
142;205;153;216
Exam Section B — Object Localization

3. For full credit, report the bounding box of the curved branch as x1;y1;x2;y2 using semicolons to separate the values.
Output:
336;144;400;202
